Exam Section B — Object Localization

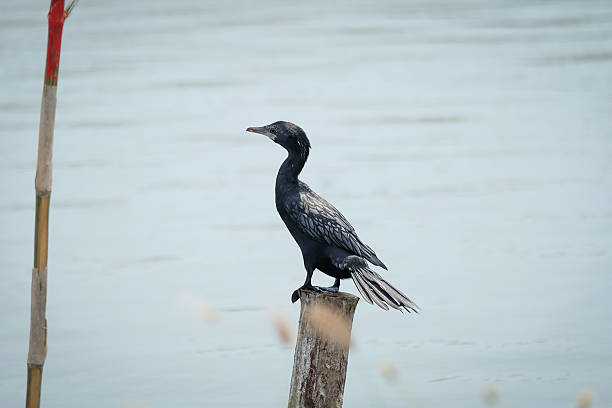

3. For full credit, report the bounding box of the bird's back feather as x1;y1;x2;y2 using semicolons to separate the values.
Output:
283;181;387;269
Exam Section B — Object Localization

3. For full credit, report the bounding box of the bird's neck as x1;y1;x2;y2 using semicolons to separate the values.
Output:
276;149;308;185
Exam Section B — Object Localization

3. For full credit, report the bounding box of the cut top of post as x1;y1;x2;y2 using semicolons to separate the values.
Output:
298;289;359;312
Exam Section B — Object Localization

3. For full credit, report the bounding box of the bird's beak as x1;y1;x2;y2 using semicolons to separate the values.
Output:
246;126;276;141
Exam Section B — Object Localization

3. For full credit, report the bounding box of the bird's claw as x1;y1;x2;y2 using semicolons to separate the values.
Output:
291;284;339;303
321;285;339;294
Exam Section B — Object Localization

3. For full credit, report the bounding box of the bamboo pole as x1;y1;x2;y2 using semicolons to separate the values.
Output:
288;290;359;408
26;1;77;407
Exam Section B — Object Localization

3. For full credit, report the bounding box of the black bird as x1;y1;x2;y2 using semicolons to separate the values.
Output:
247;121;418;312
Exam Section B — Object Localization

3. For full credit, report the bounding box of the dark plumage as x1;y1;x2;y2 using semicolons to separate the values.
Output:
247;121;418;312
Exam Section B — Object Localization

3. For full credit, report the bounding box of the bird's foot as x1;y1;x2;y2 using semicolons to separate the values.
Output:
319;284;339;294
291;284;339;303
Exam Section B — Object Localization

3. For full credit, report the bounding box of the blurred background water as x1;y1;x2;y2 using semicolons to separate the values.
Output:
1;0;611;407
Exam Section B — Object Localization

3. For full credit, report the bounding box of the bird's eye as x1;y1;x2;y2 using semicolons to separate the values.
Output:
269;128;275;134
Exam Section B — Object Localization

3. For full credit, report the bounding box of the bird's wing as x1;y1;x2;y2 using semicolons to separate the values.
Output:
285;184;387;269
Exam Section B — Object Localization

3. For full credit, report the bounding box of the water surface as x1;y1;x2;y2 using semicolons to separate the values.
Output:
1;0;611;407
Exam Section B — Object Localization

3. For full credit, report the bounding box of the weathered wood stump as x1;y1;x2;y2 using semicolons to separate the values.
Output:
288;289;359;408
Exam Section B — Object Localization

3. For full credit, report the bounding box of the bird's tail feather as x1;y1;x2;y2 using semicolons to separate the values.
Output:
351;266;419;313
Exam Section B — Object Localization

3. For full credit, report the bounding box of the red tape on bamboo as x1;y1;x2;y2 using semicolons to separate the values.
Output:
44;0;66;86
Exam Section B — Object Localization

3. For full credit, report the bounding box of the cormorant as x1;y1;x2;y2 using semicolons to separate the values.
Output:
247;121;418;312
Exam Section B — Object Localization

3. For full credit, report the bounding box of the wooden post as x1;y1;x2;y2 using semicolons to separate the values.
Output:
288;289;359;408
26;2;77;407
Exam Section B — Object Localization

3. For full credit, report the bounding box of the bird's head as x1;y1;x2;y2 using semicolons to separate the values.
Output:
247;121;310;155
